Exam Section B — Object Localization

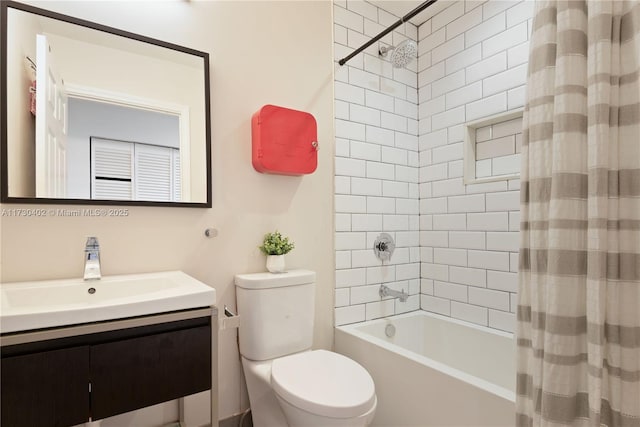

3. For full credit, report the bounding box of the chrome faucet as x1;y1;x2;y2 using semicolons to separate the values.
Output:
379;284;408;302
84;237;101;280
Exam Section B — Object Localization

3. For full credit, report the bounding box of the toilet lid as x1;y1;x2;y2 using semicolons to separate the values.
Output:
271;350;376;419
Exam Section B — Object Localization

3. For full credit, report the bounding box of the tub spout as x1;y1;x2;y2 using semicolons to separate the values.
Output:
379;284;408;302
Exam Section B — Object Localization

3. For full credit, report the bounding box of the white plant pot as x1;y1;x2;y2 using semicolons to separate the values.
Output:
266;255;286;273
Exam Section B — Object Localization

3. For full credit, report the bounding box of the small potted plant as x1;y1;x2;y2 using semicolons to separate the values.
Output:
259;231;295;273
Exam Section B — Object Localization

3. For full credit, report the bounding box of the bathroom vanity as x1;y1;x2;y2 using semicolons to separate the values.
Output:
0;271;218;427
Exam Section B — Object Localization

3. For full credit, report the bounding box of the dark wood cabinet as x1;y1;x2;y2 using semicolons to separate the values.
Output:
1;315;212;427
1;346;90;427
91;325;211;419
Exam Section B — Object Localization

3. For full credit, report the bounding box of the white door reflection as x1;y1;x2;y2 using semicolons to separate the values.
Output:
35;34;68;198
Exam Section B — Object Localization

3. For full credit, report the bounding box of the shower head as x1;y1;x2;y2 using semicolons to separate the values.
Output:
379;39;417;69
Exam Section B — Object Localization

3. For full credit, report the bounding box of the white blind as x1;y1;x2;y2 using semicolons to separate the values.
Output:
90;138;180;202
135;144;172;201
91;138;133;200
172;149;181;202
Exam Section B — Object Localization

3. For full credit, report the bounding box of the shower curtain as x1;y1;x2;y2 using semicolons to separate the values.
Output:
516;1;640;426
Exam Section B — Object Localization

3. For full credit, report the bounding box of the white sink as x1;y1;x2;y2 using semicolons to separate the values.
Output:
0;271;216;334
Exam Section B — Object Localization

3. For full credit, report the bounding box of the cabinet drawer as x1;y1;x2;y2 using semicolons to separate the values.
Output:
90;325;211;419
1;346;90;427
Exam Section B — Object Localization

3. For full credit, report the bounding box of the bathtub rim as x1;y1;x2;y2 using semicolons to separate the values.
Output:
335;310;516;403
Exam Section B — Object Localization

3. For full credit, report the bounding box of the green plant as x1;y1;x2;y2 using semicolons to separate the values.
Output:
259;231;295;255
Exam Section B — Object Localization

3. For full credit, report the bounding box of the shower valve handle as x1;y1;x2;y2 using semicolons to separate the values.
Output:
375;241;388;251
373;233;395;261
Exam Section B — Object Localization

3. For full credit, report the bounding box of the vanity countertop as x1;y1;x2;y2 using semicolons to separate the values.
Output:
0;271;216;334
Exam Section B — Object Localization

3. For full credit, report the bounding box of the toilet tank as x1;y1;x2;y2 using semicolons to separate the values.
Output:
235;270;316;361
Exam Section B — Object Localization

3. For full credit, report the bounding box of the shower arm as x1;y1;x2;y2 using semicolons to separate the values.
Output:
337;0;438;67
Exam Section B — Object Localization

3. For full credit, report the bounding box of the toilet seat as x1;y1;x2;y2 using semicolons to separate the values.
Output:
271;349;376;419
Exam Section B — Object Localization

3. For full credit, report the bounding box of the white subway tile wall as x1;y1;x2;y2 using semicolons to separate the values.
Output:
334;1;420;326
418;0;532;333
333;0;532;333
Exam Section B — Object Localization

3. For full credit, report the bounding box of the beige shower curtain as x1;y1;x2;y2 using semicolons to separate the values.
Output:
516;1;640;426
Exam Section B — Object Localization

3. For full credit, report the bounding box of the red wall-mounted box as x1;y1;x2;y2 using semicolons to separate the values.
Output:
251;104;318;175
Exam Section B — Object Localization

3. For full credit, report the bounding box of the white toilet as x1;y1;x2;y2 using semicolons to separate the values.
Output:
235;270;377;427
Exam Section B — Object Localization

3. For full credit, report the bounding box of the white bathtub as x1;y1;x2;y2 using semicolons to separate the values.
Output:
335;311;515;426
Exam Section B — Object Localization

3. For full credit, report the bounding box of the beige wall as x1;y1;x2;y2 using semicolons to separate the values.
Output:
6;6;39;196
1;0;335;422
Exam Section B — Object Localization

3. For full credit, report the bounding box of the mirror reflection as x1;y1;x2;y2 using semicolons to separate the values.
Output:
3;3;210;205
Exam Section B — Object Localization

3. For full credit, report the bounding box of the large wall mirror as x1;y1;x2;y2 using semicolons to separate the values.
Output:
1;1;211;207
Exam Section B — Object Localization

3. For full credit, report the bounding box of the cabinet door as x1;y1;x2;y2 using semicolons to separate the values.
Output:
1;346;90;427
90;325;211;420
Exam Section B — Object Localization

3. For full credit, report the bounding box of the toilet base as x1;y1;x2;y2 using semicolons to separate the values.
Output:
241;357;289;427
276;394;377;427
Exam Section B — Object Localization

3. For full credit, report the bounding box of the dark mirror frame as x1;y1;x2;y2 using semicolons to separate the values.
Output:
0;1;212;208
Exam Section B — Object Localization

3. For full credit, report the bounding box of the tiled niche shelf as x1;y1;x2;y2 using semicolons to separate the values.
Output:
463;109;524;184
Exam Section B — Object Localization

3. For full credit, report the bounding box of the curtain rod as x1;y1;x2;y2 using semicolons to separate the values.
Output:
338;0;438;67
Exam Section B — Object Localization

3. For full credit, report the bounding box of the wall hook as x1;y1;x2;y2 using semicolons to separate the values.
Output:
204;228;218;238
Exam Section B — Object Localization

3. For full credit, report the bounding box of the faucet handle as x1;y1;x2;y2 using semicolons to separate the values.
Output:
85;236;100;249
84;237;101;281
